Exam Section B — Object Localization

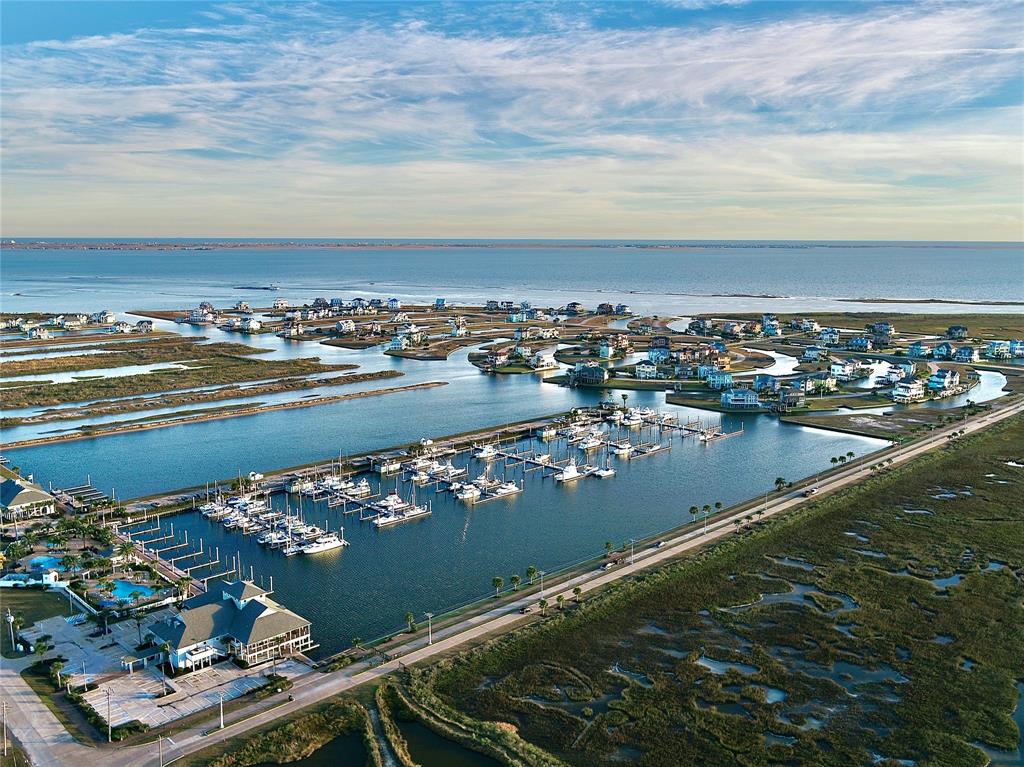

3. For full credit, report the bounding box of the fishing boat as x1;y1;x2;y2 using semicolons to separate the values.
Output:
555;459;585;482
375;491;410;513
594;466;616;478
610;440;634;457
302;532;348;554
411;471;432;484
281;542;303;556
473;444;499;460
577;434;605;451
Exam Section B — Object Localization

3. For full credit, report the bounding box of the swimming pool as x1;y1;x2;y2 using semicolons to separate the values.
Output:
110;580;156;601
28;555;64;571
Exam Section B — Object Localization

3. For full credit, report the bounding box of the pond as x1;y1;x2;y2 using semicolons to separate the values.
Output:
397;719;502;767
251;731;367;767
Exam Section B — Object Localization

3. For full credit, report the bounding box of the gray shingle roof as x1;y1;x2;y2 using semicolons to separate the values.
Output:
1;478;53;510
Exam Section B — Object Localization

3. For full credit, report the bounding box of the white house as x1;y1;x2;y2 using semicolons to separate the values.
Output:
272;298;290;310
635;361;659;380
148;581;313;672
529;346;558;370
387;298;402;310
720;387;761;409
335;320;356;334
892;376;926;403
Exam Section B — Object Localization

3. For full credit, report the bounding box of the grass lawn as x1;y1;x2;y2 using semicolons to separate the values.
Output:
418;415;1024;767
0;588;72;657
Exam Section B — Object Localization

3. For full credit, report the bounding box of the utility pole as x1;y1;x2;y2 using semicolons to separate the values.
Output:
158;734;164;767
106;688;112;742
3;700;8;757
219;692;225;729
539;571;546;598
424;612;434;645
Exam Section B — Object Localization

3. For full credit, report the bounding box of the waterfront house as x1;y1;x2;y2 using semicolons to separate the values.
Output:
328;298;345;308
846;336;873;352
530;347;558;370
892;376;926;403
818;327;841;346
277;322;305;338
709;341;728;355
450;324;467;337
434;298;447;310
368;299;385;310
688;318;714;335
705;371;734;390
513;327;536;342
635;361;659;380
387;298;402;311
235;301;251;312
389;335;410;351
507;312;529;323
777;386;806;410
390;313;410;324
239;318;261;333
1010;340;1024;358
933;342;955;360
927;369;960;392
721;321;742;338
513;343;533;359
27;326;51;340
907;341;930;358
573;363;609;385
870;321;895;337
497;300;515;312
953;346;979;363
134;320;155;333
720;387;760;410
791;318;820;332
761;314;781;336
829;358;862;382
986;340;1011;359
798;372;837;394
272;298;289;310
564;301;585;315
149;581;313;672
596;302;615;315
485;300;500;311
89;309;116;325
614;303;632;315
598;341;613;359
946;325;969;339
487;350;510;368
1;476;56;523
188;308;216;324
801;345;827;362
351;298;368;310
520;301;532;311
110;321;134;334
335;320;356;334
647;347;670;363
753;374;780;393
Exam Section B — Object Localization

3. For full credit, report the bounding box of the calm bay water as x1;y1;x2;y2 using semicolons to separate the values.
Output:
2;241;1021;316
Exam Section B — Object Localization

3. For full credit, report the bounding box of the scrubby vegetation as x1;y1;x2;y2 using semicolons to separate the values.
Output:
204;700;381;767
417;416;1024;766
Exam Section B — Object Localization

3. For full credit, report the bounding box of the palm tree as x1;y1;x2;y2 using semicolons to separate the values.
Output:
539;598;549;616
573;586;582;603
830;456;839;467
526;566;538;585
556;595;565;611
34;640;49;662
492;576;503;597
117;540;135;569
50;660;64;687
59;553;80;575
621;393;629;409
133;612;146;645
689;505;699;519
510;574;521;592
351;636;362;649
846;451;855;459
175;577;192;602
714;501;723;512
702;504;711;518
405;612;416;633
774;477;786;492
159;642;172;693
604;541;613;557
732;520;741;533
838;455;847;465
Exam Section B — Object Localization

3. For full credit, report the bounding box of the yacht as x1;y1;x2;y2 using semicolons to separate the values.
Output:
474;444;499;460
594;466;616;478
622;412;644;427
455;484;482;501
577;434;605;451
375;491;410;513
432;461;466;480
281;542;303;556
302;532;348;554
406;456;433;471
374;505;431;528
349;478;373;497
411;471;432;484
555;460;585;482
538;426;557;440
472;472;501;490
605;410;624;423
491;481;522;497
377;459;402;475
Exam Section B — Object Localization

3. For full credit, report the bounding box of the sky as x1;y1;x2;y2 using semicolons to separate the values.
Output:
1;1;1022;240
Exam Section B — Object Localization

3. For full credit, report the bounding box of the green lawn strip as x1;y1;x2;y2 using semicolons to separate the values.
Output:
19;661;101;745
0;587;73;657
416;416;1024;767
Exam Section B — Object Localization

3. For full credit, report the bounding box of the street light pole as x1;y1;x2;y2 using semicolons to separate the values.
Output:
424;613;433;645
539;571;545;598
106;688;112;742
158;734;164;767
629;538;636;565
3;700;8;757
219;692;225;729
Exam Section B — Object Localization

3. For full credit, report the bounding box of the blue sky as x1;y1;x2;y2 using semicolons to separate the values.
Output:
1;1;1021;239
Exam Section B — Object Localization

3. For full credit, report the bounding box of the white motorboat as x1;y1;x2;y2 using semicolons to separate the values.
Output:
491;481;522;497
594;467;616;478
474;444;499;460
610;440;634;456
555;459;585;482
374;505;431;528
375;491;410;513
411;471;432;484
578;435;605;451
281;542;303;556
302;533;348;554
622;412;644;427
349;478;373;497
455;484;482;501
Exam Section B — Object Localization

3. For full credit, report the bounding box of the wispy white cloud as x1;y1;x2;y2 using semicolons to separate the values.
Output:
1;1;1021;238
